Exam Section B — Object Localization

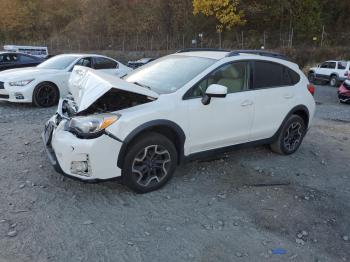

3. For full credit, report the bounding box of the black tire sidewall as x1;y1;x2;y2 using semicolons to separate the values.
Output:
330;76;337;87
122;132;178;193
33;82;59;107
279;115;306;155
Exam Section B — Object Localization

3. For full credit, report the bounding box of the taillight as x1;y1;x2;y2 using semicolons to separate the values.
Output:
307;84;315;96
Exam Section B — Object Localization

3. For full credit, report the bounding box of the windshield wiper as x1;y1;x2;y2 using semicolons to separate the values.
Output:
133;82;151;90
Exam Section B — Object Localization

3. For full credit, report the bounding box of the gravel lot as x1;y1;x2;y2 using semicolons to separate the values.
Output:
0;85;349;262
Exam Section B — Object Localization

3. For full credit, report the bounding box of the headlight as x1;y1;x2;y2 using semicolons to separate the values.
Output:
66;114;120;138
9;79;34;86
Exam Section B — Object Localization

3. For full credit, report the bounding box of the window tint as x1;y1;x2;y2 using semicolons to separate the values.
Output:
252;61;300;89
20;55;37;62
0;54;18;63
76;58;92;68
338;62;347;70
320;62;329;68
187;62;249;98
93;57;117;69
328;62;336;69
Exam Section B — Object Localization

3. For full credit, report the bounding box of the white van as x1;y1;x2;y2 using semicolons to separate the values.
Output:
3;45;49;59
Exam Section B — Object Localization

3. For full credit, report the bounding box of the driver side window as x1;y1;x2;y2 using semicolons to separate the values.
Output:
187;62;249;98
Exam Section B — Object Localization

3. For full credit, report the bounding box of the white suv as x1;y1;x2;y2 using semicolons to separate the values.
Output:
43;49;316;193
308;60;350;87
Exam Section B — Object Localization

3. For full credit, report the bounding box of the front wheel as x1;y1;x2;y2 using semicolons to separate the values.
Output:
32;82;59;107
270;115;306;155
122;132;178;193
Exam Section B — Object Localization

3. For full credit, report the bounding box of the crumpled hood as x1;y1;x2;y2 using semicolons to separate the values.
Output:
69;66;159;112
0;67;61;81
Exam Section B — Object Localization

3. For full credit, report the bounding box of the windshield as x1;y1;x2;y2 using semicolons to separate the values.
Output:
37;55;77;70
124;55;216;94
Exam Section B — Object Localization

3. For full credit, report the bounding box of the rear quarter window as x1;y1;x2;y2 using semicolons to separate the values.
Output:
252;61;300;89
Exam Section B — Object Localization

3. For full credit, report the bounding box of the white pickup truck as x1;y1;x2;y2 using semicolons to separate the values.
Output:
308;60;350;87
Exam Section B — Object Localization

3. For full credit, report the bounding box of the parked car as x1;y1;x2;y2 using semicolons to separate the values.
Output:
3;45;49;59
308;60;350;87
0;52;44;71
43;49;316;193
0;54;132;107
338;76;350;104
128;58;155;69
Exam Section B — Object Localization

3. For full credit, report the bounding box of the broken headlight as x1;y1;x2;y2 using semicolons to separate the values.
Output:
66;114;120;138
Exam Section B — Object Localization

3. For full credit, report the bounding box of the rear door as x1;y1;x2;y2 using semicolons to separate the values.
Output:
92;57;124;76
249;60;300;141
337;61;348;80
327;61;337;78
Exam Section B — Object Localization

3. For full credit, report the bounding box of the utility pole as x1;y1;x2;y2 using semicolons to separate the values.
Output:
321;25;325;47
241;31;244;49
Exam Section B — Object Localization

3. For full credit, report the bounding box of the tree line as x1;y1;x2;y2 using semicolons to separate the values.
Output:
0;0;349;48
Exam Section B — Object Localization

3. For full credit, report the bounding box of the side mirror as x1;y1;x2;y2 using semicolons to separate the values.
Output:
202;84;227;105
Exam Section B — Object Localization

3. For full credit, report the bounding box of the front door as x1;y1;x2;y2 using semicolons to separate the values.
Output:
185;61;255;154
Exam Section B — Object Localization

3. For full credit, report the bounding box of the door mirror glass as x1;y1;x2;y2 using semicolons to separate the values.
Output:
202;84;227;105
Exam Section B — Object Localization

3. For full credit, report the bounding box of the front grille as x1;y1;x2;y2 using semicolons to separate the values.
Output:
0;94;9;99
0;82;4;89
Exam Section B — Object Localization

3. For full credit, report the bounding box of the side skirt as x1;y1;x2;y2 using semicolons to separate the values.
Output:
183;137;274;163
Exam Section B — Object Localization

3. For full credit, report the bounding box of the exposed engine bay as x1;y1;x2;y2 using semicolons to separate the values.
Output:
60;89;155;118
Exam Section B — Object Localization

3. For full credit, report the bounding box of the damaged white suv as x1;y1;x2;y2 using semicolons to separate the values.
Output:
43;49;316;193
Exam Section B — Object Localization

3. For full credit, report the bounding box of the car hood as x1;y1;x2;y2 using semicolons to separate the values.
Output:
0;67;61;81
69;66;159;112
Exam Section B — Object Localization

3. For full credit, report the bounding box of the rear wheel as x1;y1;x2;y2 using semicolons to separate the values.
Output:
122;132;178;193
270;115;306;155
32;82;59;107
330;75;338;87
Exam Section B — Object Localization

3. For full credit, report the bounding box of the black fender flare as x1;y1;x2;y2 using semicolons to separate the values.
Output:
117;119;186;169
272;105;310;141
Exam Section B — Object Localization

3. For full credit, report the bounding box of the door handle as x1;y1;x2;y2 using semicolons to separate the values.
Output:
240;100;253;107
284;94;294;99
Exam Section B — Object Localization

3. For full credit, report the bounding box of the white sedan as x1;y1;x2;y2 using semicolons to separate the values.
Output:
0;54;132;107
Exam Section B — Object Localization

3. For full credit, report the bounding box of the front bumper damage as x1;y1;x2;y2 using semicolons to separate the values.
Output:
42;101;123;182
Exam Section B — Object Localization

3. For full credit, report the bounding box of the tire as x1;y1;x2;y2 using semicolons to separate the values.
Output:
308;72;315;83
32;82;59;107
122;132;178;193
270;115;306;155
330;75;338;87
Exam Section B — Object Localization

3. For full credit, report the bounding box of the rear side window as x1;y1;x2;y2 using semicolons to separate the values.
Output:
338;62;347;70
93;57;117;69
328;62;336;69
320;62;329;68
252;61;300;89
20;55;37;62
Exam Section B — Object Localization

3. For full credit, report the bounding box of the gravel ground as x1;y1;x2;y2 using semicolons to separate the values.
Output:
0;85;349;262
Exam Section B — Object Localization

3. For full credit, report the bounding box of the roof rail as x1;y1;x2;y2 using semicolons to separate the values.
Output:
226;50;290;61
176;48;230;53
